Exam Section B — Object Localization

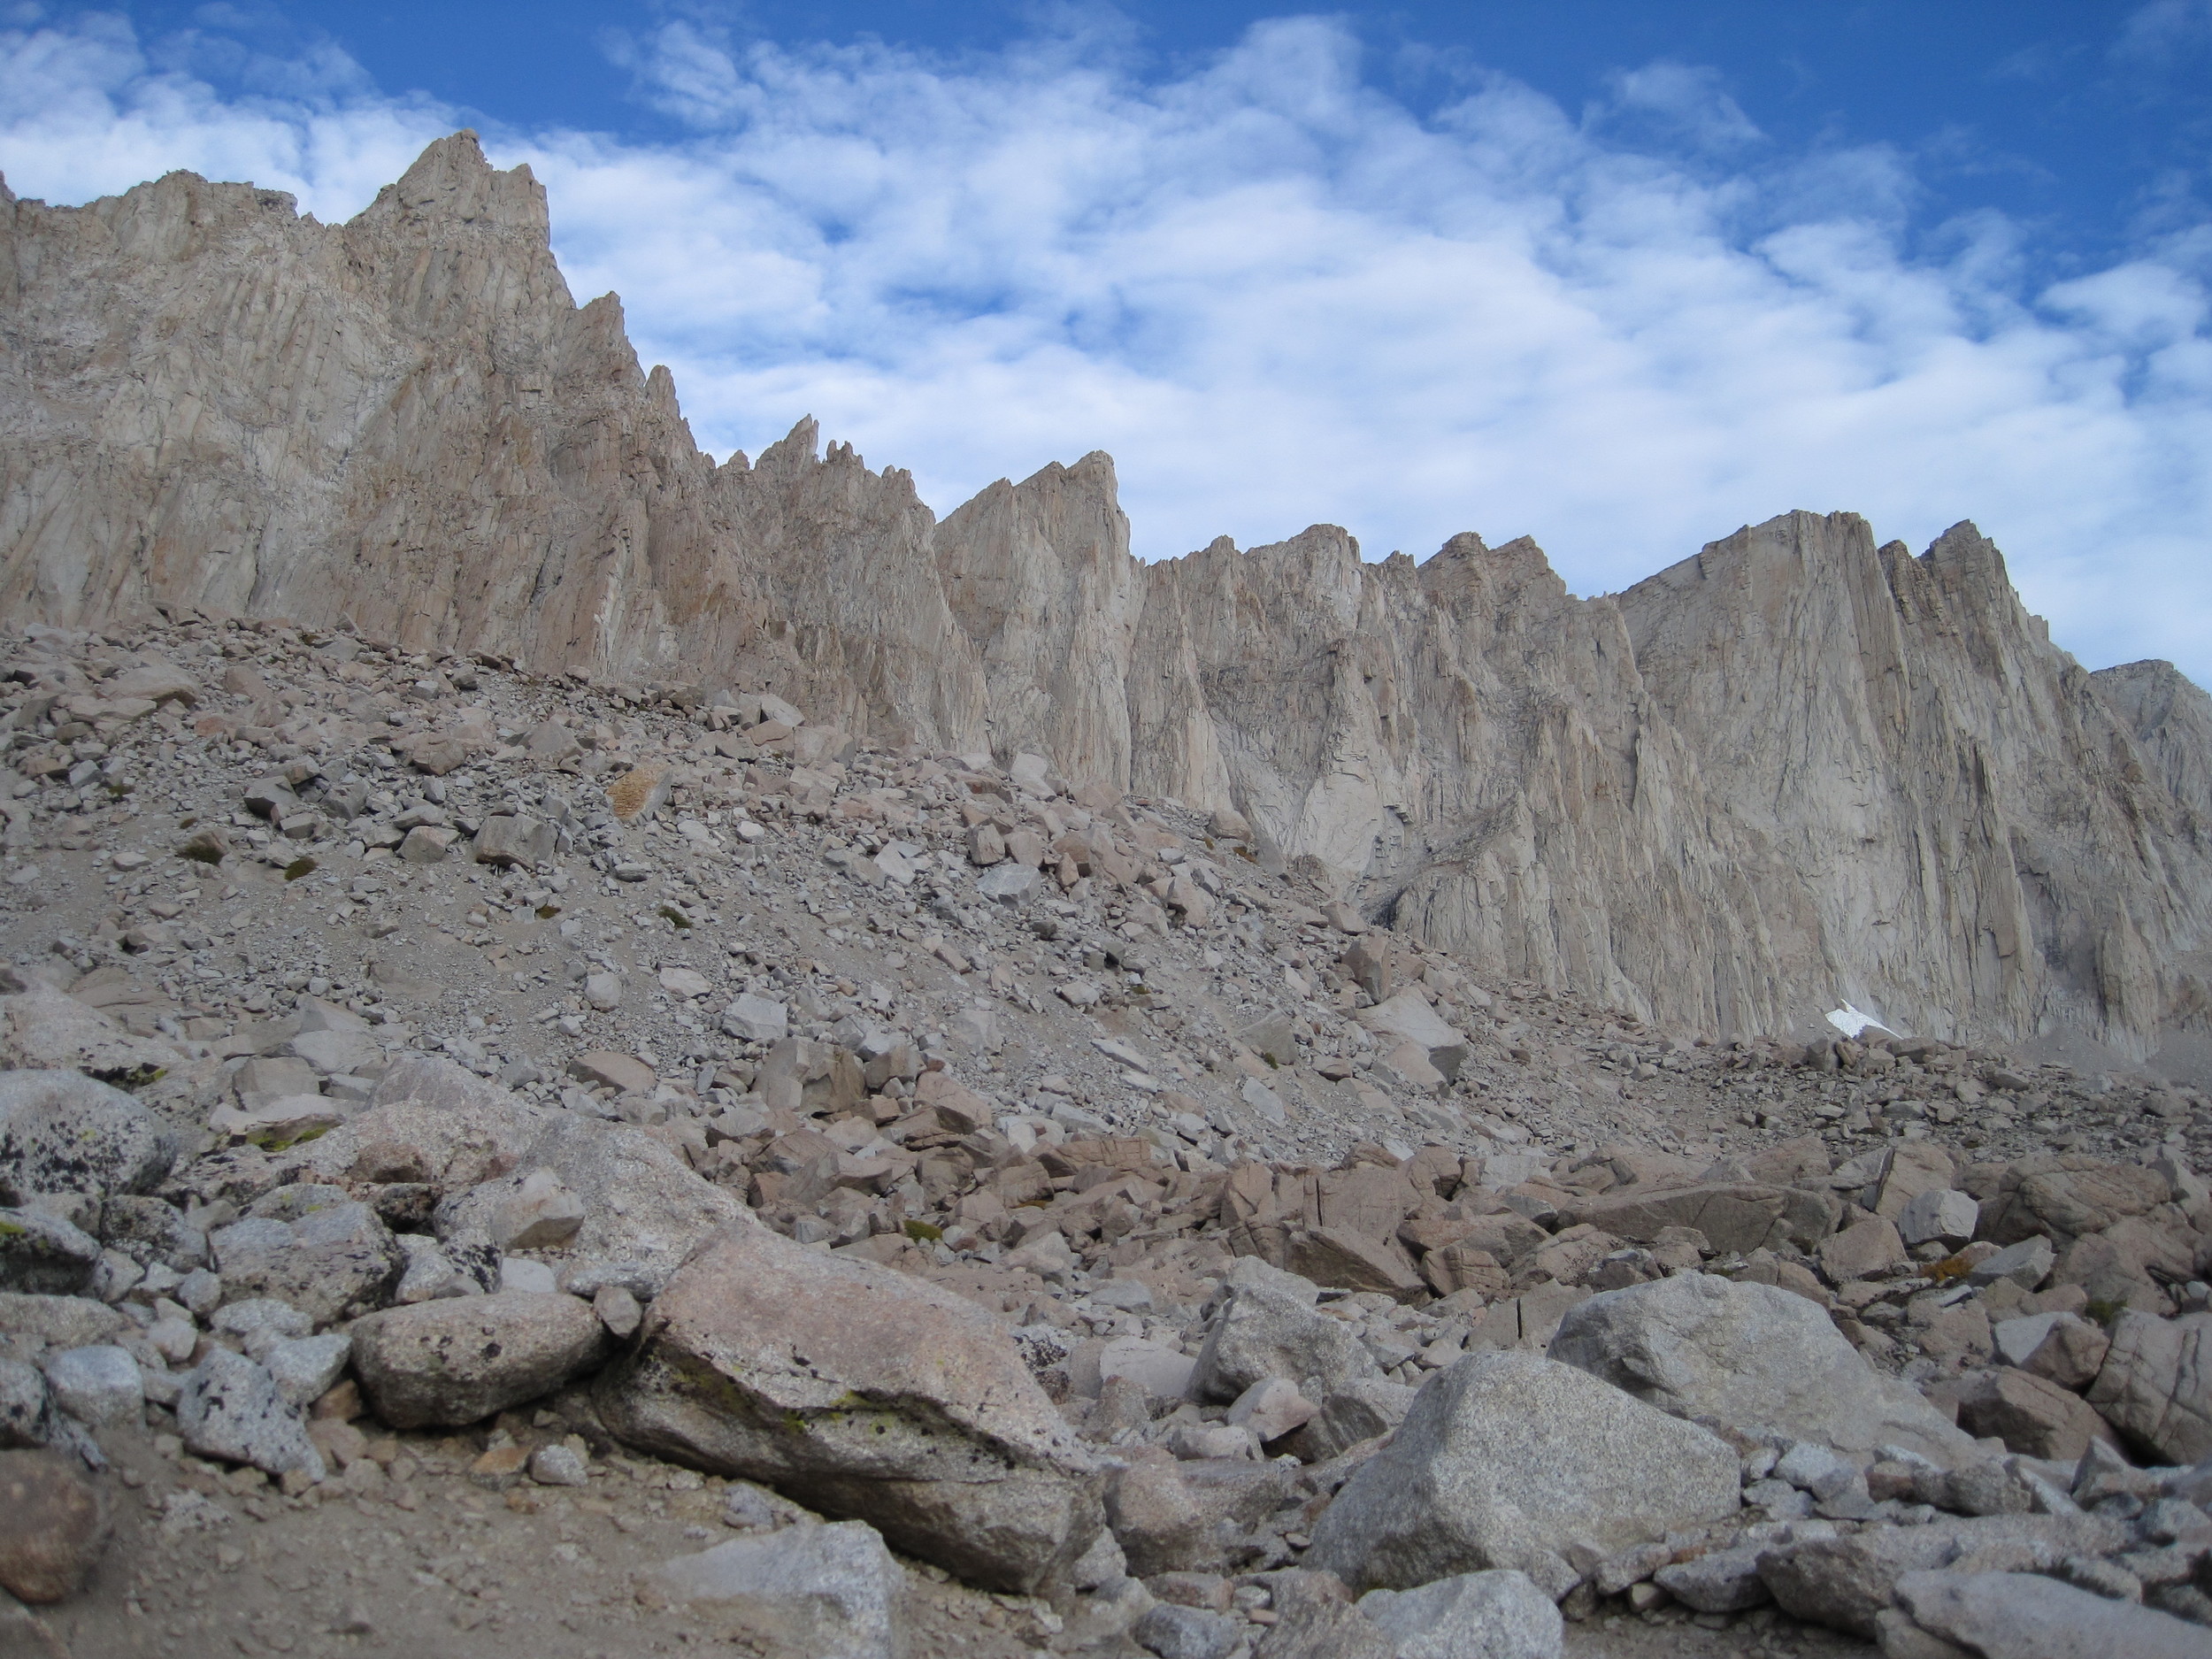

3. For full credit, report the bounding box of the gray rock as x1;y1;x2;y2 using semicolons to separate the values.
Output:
1653;1546;1771;1613
0;1359;48;1447
1755;1511;2127;1638
213;1197;403;1324
1893;1568;2212;1658
1968;1237;2056;1291
96;1194;206;1270
0;1069;180;1202
529;1443;588;1486
0;1293;123;1349
0;1209;101;1294
438;1115;745;1279
472;813;554;867
976;863;1040;903
1133;1601;1246;1659
2087;1312;2212;1465
1191;1283;1383;1403
633;1519;906;1659
264;1334;352;1407
721;994;790;1043
41;1346;141;1428
1107;1457;1294;1576
1357;1569;1565;1658
1547;1272;1976;1465
211;1298;312;1358
600;1216;1102;1595
1305;1350;1740;1594
1897;1188;1979;1248
174;1348;325;1479
1286;1377;1419;1463
349;1290;608;1428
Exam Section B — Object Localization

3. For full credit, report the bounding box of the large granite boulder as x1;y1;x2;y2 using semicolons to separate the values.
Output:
1305;1351;1739;1594
1547;1272;1977;1464
598;1217;1103;1594
0;1069;179;1202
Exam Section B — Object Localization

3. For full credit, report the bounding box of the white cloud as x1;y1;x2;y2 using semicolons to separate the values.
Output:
1;10;2209;685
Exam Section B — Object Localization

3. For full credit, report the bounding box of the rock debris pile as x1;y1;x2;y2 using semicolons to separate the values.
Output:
3;618;2212;1659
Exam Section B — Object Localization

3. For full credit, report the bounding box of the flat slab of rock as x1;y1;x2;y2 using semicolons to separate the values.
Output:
349;1290;608;1428
1755;1511;2127;1639
1547;1272;1977;1465
1893;1568;2212;1658
599;1217;1102;1594
633;1519;906;1659
1305;1349;1740;1594
1555;1183;1838;1256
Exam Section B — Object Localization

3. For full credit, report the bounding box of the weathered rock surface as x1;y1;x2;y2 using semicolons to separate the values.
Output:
0;1069;178;1202
1305;1350;1739;1593
1355;1570;1563;1659
632;1520;908;1659
6;135;2210;1054
0;1449;106;1603
598;1219;1102;1594
349;1291;609;1429
1755;1512;2128;1639
1547;1273;1977;1464
1892;1568;2212;1658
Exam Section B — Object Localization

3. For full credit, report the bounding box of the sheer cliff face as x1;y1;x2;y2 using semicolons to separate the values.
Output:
5;135;2209;1056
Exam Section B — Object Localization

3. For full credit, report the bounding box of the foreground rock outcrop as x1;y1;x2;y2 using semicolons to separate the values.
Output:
3;135;2209;1059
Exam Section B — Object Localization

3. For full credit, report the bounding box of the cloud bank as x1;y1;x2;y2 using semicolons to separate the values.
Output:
1;8;2208;681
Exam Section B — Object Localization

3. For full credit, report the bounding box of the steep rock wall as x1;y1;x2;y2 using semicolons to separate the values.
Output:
3;133;2208;1057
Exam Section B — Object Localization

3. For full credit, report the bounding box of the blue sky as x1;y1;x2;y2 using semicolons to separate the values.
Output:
3;3;2209;682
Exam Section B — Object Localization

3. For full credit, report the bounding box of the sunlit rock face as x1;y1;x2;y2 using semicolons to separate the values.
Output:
5;133;2208;1056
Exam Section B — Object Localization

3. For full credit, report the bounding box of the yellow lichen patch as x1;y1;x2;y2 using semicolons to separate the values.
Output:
607;764;664;821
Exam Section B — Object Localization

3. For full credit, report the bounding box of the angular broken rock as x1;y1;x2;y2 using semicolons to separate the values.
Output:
2085;1310;2212;1465
720;994;789;1044
1306;1350;1740;1593
1753;1511;2127;1639
472;813;555;867
1891;1567;2212;1659
349;1290;609;1429
632;1519;906;1659
1897;1187;1979;1249
568;1051;654;1094
598;1217;1102;1594
1955;1367;2114;1463
1105;1456;1293;1577
0;1208;101;1295
1190;1282;1382;1403
209;1200;403;1324
1356;1569;1565;1659
1555;1183;1838;1256
0;1068;180;1202
1548;1272;1976;1466
174;1348;326;1480
1356;992;1469;1080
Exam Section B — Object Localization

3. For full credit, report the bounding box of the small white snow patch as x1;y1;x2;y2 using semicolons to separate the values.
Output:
1826;1001;1898;1040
